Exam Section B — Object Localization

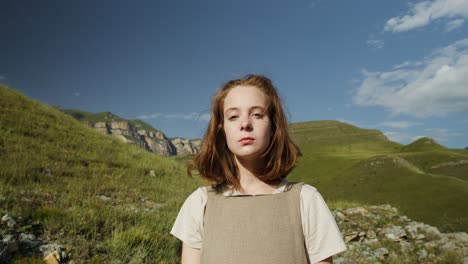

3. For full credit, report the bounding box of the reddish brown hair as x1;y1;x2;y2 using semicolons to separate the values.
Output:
188;74;301;191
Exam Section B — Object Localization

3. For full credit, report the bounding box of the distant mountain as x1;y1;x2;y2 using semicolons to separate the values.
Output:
289;120;468;233
61;109;201;156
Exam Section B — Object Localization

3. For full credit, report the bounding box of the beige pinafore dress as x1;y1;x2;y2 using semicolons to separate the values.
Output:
200;182;309;264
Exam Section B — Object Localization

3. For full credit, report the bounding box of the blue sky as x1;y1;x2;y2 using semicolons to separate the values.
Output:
1;0;467;148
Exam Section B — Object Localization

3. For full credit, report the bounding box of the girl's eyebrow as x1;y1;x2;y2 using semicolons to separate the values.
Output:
224;106;265;114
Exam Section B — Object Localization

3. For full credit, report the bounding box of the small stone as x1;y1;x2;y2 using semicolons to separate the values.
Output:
149;170;156;176
366;230;377;239
417;249;428;260
344;207;369;216
2;234;13;243
442;232;468;243
385;233;399;242
391;226;407;239
374;247;389;260
399;240;413;252
440;241;457;251
415;234;425;240
96;195;111;201
44;250;61;264
1;214;16;228
20;233;36;241
399;215;410;222
345;232;359;243
364;238;379;245
334;211;347;222
424;240;439;248
422;225;440;236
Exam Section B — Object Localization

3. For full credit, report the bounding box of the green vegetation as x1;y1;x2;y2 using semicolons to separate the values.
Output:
0;85;200;262
61;109;126;123
1;85;467;262
130;119;162;133
288;120;468;233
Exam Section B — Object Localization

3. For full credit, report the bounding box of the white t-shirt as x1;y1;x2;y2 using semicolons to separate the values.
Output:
171;179;346;263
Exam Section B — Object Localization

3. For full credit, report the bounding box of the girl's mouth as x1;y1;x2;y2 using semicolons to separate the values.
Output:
239;137;254;143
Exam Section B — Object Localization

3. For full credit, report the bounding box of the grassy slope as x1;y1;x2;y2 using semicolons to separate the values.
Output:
0;85;200;263
2;84;467;261
288;121;468;232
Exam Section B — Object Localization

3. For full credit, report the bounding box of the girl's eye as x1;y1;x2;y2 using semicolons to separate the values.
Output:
252;113;263;118
228;115;238;120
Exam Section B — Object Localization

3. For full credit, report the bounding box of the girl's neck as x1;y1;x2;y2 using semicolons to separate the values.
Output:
235;156;277;195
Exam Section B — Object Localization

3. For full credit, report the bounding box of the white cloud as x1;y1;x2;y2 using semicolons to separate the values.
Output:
353;38;468;118
445;18;465;31
378;121;423;129
384;131;423;144
137;112;210;122
392;60;424;70
137;113;162;119
366;35;384;49
384;0;468;33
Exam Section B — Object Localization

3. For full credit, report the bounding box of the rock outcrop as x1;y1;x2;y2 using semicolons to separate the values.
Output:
170;138;202;155
66;111;201;156
1;214;68;263
333;205;468;263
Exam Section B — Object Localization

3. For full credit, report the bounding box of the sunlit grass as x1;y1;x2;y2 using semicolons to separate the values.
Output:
1;84;467;263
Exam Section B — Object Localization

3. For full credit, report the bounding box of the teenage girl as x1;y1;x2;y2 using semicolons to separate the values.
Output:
171;74;346;264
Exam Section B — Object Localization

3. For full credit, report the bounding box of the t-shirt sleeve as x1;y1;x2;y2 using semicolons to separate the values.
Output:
301;184;346;263
170;187;207;249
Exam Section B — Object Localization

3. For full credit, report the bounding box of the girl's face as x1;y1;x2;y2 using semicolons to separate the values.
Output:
223;85;272;161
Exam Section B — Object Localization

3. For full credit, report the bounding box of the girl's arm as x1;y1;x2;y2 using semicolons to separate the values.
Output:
181;243;201;264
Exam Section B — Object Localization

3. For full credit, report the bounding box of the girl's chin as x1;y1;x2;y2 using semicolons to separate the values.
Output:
234;152;264;161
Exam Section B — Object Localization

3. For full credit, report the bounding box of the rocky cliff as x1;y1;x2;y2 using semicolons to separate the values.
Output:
64;110;201;156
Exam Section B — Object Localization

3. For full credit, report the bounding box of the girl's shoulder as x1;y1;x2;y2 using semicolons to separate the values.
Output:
182;186;209;207
286;181;318;196
297;182;322;203
299;182;318;194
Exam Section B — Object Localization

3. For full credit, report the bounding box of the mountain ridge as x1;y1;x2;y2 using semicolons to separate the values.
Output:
60;109;201;156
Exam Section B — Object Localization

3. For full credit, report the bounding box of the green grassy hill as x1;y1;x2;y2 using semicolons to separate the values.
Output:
2;84;467;262
0;85;200;263
289;121;468;232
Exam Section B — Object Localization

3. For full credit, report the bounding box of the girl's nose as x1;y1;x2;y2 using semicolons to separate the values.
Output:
240;118;252;131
